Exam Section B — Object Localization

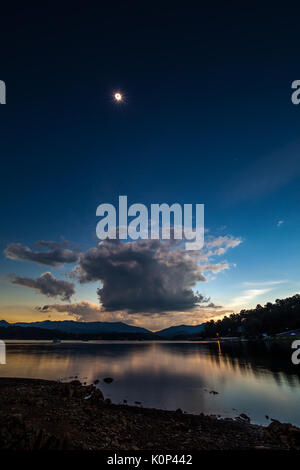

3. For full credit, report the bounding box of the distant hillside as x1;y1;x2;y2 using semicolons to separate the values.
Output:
0;325;156;341
12;320;151;335
0;319;207;340
0;320;156;340
155;324;205;339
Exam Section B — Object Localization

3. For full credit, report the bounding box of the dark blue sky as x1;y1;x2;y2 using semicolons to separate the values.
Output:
1;2;300;327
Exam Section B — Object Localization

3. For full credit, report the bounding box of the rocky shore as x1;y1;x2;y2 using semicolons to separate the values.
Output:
0;378;299;450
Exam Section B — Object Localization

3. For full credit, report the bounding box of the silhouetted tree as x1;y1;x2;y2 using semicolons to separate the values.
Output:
203;294;300;338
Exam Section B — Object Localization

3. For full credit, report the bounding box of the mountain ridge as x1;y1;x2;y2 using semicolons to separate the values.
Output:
156;323;206;337
0;319;206;338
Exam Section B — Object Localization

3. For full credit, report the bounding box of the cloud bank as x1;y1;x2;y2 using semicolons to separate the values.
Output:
36;301;230;330
36;301;102;321
5;239;80;267
10;272;75;301
7;232;241;325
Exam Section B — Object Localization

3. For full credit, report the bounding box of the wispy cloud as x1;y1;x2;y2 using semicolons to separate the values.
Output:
229;288;272;309
277;220;284;228
225;141;300;205
243;280;288;287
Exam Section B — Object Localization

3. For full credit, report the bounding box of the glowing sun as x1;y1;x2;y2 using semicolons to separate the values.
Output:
114;92;123;102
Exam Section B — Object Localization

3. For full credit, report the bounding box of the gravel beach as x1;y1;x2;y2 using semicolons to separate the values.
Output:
0;378;299;451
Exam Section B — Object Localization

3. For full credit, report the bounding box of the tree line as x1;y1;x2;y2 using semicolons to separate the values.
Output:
203;294;300;338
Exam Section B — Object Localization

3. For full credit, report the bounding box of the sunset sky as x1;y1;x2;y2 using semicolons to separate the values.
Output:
1;4;300;330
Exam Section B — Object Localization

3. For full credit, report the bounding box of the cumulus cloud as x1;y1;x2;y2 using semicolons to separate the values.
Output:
4;239;80;267
70;239;210;313
10;272;75;301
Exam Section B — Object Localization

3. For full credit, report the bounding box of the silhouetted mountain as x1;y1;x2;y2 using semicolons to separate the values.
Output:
12;320;151;335
0;319;207;340
155;324;205;339
0;325;156;340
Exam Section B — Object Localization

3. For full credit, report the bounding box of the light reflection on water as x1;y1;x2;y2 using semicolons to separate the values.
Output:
1;340;300;426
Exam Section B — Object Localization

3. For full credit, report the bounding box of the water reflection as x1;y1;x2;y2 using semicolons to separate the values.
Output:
1;340;300;426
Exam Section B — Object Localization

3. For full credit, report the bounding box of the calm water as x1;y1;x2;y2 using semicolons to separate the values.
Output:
1;340;300;426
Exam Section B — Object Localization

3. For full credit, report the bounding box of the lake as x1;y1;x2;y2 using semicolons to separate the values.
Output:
1;340;300;426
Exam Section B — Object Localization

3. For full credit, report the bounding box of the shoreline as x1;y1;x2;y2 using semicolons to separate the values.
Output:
0;378;300;450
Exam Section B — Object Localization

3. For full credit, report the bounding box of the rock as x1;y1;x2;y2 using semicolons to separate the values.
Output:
235;416;245;423
69;380;81;386
103;377;114;384
93;379;100;385
267;420;300;448
61;385;74;398
1;378;300;451
239;413;250;423
92;389;104;400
